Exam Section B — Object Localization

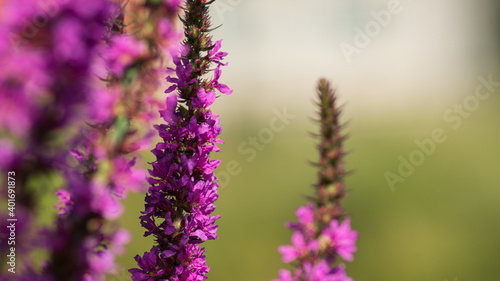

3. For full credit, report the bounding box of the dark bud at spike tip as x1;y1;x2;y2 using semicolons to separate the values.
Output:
314;78;347;223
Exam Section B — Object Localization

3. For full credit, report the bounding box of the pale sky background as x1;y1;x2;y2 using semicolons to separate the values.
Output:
207;0;500;121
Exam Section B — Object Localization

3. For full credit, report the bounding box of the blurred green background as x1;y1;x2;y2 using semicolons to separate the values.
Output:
109;96;500;281
115;0;500;280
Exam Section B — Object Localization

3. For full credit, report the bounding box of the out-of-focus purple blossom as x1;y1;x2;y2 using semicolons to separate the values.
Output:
328;264;353;281
87;86;120;123
0;0;127;280
110;229;131;255
1;0;182;280
157;18;182;49
274;269;293;281
278;231;320;263
1;0;112;278
0;140;16;170
111;157;148;194
103;35;147;75
0;0;36;29
302;261;352;281
53;17;90;65
88;250;116;277
54;189;72;216
273;262;352;281
163;0;182;10
322;217;358;262
90;182;123;220
280;215;357;263
0;0;111;141
0;48;50;138
286;203;316;236
64;0;183;279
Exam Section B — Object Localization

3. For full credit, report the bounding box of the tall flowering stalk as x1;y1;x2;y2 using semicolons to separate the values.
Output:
48;1;183;280
0;0;182;279
274;79;358;281
129;0;231;280
0;0;113;278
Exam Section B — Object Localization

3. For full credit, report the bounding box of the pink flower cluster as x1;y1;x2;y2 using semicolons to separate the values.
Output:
276;204;358;281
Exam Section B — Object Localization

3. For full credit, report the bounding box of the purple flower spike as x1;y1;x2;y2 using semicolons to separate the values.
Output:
130;0;231;280
274;79;357;280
